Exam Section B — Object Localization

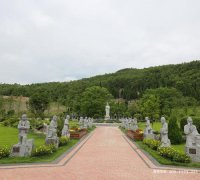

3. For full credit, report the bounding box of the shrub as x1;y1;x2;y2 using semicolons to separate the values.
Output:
59;136;70;146
158;147;191;163
173;152;191;163
158;147;177;160
180;116;200;133
143;139;161;150
2;117;18;127
0;146;10;159
168;115;182;144
32;144;57;157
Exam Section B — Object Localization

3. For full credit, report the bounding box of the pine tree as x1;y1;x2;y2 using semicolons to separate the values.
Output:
168;115;182;144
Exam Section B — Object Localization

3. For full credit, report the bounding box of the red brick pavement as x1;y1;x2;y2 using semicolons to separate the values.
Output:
0;127;199;180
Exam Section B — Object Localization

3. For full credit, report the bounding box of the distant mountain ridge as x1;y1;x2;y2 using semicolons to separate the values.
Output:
0;60;200;104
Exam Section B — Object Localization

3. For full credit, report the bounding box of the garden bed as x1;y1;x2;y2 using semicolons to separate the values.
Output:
70;129;88;139
127;129;144;141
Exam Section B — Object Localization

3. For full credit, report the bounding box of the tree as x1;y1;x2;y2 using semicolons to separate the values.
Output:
168;115;182;144
110;101;127;119
29;92;50;118
140;94;160;121
80;86;113;118
127;100;140;117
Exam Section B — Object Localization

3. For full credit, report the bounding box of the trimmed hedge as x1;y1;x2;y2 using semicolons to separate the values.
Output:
0;146;10;159
180;117;200;133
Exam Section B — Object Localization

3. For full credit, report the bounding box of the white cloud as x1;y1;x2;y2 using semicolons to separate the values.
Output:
0;0;200;84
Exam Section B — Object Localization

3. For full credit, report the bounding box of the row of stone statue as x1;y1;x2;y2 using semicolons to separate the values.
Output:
79;117;94;129
11;114;93;157
120;116;200;162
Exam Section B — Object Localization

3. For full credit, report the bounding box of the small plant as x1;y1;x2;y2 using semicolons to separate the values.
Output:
32;144;57;157
143;139;161;150
59;136;70;146
0;146;10;159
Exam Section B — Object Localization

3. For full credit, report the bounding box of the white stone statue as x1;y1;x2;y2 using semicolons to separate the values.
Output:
62;115;70;137
84;117;88;129
79;117;84;129
160;117;171;147
11;114;34;157
184;117;199;147
144;117;154;139
46;115;59;148
105;102;110;120
18;114;30;144
132;118;138;131
184;117;200;162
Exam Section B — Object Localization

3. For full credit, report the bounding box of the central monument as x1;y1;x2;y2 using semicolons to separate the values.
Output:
105;102;110;120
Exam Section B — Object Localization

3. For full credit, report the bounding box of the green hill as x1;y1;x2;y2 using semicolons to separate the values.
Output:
0;60;200;108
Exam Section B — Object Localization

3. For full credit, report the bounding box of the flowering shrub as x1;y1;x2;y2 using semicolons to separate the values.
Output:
0;146;10;159
158;147;191;163
59;136;70;146
143;139;161;150
172;152;191;163
158;147;177;160
32;144;57;157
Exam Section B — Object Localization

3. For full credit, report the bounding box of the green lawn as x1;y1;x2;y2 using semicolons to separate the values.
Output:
0;124;88;164
0;125;45;148
135;141;200;168
120;125;200;168
138;122;161;132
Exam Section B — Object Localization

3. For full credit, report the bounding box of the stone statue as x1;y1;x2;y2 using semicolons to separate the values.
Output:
184;117;199;147
160;117;171;147
132;118;138;131
84;117;89;129
62;115;70;138
144;117;154;139
46;115;59;148
18;114;30;144
79;117;84;129
105;102;110;120
11;114;34;157
184;117;200;162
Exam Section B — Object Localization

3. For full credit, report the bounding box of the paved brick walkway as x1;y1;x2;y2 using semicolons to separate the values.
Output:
0;127;200;180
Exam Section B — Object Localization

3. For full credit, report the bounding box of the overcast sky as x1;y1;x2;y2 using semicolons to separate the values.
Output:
0;0;200;84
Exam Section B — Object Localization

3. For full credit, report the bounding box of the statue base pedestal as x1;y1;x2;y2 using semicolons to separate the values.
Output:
185;146;200;162
160;140;171;147
104;116;110;120
45;137;59;148
144;134;155;140
11;139;34;157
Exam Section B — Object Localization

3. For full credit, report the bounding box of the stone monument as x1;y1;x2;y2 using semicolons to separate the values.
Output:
184;117;200;162
144;117;154;139
11;114;34;157
46;115;59;148
79;117;84;129
105;102;110;120
83;117;88;129
132;118;138;131
62;115;70;138
160;117;171;147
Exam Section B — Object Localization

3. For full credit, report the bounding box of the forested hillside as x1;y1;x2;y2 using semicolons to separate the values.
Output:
0;61;200;107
